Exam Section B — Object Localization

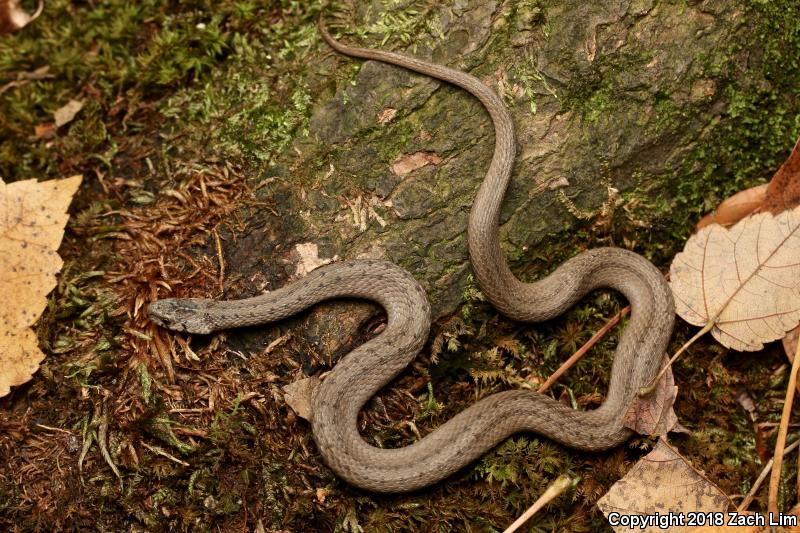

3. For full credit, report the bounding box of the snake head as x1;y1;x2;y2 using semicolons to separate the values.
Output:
148;298;215;335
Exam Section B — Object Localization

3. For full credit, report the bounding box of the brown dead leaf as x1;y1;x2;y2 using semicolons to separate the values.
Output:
282;376;320;421
0;175;82;397
692;139;800;359
623;359;678;437
765;137;800;215
693;139;800;361
391;151;442;176
598;439;731;533
53;99;84;128
696;137;800;233
0;0;43;35
670;205;800;351
781;503;800;533
696;184;769;230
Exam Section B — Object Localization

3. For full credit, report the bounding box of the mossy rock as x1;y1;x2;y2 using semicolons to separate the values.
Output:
210;0;747;325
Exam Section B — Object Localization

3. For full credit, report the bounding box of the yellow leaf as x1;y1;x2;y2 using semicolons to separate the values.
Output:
598;440;731;533
0;175;82;397
670;205;800;351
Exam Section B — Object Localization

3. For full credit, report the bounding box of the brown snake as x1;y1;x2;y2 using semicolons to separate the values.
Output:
148;18;675;493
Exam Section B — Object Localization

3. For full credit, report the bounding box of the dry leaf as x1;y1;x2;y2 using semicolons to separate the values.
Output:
780;503;800;533
293;243;333;277
598;440;731;533
697;137;800;232
0;0;43;35
54;99;84;128
694;139;800;361
671;205;800;351
695;184;769;231
391;151;442;176
623;360;678;437
283;376;320;421
765;137;800;215
0;175;82;397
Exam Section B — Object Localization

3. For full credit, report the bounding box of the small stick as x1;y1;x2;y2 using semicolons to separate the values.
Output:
141;441;190;467
503;475;574;533
35;423;74;435
212;227;225;291
768;338;800;514
739;438;800;512
537;306;630;394
150;325;176;384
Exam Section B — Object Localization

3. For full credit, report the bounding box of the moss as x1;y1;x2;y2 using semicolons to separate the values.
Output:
647;0;800;258
0;0;329;180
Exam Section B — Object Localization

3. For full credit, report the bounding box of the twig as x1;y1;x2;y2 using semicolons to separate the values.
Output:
768;338;800;514
150;325;176;383
35;423;74;435
212;227;225;291
538;306;630;394
31;0;45;23
739;438;800;512
639;321;714;396
503;475;574;533
141;441;190;467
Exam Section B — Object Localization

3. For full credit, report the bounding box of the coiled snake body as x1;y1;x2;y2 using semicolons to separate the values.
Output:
148;19;675;493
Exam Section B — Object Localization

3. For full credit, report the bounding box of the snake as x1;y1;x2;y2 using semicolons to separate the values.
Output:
148;17;676;493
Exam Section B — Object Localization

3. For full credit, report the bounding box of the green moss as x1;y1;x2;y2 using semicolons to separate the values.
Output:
0;0;328;179
653;1;800;251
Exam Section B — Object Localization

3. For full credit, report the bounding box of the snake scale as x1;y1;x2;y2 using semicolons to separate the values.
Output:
148;17;676;493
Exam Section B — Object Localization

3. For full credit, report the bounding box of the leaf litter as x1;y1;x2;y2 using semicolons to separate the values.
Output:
622;137;800;530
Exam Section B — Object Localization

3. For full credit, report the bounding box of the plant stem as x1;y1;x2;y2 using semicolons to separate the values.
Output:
537;306;630;394
738;438;800;512
503;475;574;533
768;337;800;515
639;321;714;397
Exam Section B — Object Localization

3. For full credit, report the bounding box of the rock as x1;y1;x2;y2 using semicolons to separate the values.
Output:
223;0;746;334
